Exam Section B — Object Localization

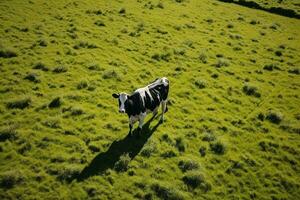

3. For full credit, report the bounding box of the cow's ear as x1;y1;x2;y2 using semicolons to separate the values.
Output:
112;93;119;98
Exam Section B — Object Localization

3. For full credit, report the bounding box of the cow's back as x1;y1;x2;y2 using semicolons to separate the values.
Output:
128;78;169;115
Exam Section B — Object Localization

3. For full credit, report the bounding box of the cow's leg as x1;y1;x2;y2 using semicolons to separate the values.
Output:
138;113;146;134
160;100;167;123
164;103;168;113
129;116;135;136
152;107;158;116
129;123;133;136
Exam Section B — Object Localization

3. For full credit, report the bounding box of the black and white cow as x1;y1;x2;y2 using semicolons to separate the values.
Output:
112;77;169;135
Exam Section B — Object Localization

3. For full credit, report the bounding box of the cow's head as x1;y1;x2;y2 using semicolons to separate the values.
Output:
112;92;128;113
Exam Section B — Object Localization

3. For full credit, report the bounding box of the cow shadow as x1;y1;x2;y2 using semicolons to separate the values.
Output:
76;115;160;181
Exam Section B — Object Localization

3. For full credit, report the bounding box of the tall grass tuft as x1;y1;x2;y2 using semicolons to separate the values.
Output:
182;171;211;191
6;98;31;109
266;110;283;124
242;84;261;97
0;47;17;58
114;153;131;172
77;80;88;90
178;160;199;172
215;58;230;67
151;183;184;200
48;97;61;108
24;73;40;83
0;170;25;188
175;137;185;152
33;62;49;71
0;126;18;142
53;66;67;73
210;141;226;155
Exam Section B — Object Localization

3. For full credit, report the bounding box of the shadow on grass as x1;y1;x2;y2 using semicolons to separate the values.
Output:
76;115;160;181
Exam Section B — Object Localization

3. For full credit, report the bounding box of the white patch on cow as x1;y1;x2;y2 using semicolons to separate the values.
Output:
134;77;169;106
119;93;128;112
148;77;169;89
134;87;153;106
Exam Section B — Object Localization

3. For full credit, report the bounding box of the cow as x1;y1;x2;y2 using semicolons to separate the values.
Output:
112;77;169;135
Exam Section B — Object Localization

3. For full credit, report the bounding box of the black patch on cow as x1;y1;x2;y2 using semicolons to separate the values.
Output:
118;99;121;109
125;92;145;116
152;83;169;101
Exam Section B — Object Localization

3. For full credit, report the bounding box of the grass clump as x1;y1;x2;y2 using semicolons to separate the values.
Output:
257;113;265;121
77;80;88;89
227;23;234;28
6;98;31;109
250;19;259;25
58;166;81;181
242;84;261;97
215;58;230;67
263;63;280;71
258;141;279;152
53;66;67;73
194;79;207;89
151;52;172;62
182;171;211;191
18;142;32;155
119;8;126;14
288;68;299;75
173;48;185;56
157;2;164;9
86;9;102;15
0;47;17;58
73;41;98;49
37;39;47;47
275;50;282;56
114;153;131;172
202;133;215;142
266;110;283;124
0;170;24;188
48;97;61;108
182;171;204;188
183;40;194;48
102;70;119;80
88;143;100;153
151;183;184;200
178;160;199;172
70;107;84;116
42;118;61;129
94;20;105;27
210;141;226;155
87;63;101;71
24;73;40;83
199;147;206;157
199;52;208;63
161;150;177;158
175;137;185;152
33;62;49;71
141;142;157;158
0;126;18;142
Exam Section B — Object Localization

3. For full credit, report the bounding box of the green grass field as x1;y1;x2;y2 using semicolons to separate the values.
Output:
1;0;300;199
246;0;300;14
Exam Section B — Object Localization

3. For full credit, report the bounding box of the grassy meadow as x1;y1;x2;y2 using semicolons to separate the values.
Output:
0;0;300;199
244;0;300;15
